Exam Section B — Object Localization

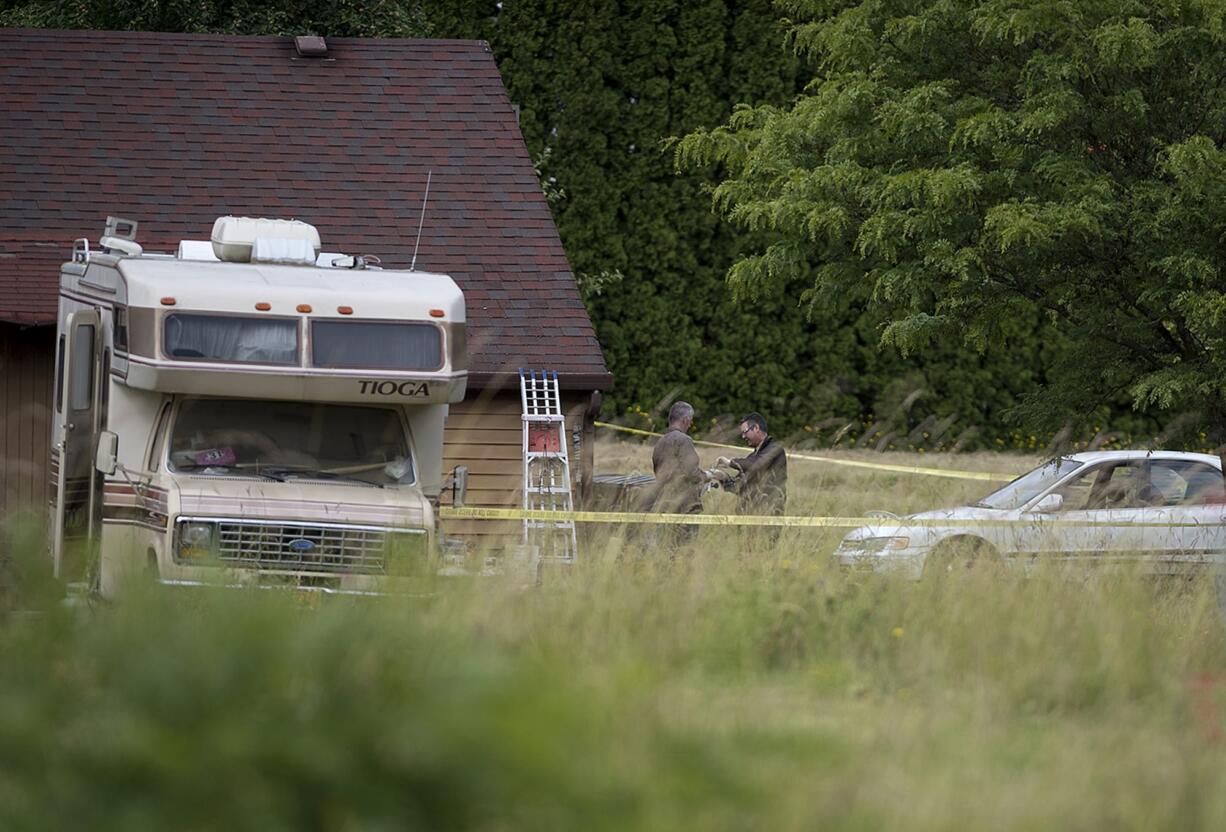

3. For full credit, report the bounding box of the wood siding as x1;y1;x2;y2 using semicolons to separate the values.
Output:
440;389;593;545
0;324;54;518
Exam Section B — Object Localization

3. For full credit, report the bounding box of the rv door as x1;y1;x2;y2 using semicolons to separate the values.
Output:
51;308;104;580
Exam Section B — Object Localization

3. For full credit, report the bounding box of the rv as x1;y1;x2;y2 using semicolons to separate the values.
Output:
50;216;468;596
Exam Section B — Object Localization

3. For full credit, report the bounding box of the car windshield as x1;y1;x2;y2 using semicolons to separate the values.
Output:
973;457;1083;510
168;398;413;486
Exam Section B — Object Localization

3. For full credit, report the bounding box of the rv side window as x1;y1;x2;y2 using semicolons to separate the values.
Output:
69;325;95;411
114;306;129;353
55;334;65;413
311;321;443;371
163;314;298;365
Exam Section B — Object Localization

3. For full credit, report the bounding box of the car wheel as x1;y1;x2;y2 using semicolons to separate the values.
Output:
923;537;1001;580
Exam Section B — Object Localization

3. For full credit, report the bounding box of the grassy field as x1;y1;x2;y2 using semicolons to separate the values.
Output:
2;439;1226;830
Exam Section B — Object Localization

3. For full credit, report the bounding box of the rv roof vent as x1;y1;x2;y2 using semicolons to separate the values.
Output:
211;217;321;263
177;240;220;261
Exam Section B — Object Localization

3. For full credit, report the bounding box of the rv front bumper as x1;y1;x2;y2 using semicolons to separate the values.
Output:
156;574;405;596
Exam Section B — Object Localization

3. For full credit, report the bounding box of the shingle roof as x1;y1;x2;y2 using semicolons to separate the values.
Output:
0;28;611;389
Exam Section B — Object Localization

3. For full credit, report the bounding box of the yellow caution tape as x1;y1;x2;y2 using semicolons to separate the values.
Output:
443;505;866;527
595;421;1016;482
441;506;1219;529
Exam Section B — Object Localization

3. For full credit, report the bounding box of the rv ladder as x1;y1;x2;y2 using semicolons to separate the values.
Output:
518;368;578;562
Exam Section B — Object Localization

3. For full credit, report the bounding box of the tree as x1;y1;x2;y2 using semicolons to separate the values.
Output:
0;0;433;37
676;0;1226;445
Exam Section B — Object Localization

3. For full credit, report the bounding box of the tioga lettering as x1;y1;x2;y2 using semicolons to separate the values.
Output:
358;379;431;397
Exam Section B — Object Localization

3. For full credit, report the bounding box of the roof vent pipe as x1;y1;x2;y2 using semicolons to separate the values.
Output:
294;36;327;57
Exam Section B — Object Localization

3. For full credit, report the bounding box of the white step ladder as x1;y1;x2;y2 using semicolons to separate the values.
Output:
519;368;578;562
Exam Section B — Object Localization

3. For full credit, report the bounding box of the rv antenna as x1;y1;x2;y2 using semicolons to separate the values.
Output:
410;170;432;272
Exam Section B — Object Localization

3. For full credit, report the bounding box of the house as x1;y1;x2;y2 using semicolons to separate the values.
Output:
0;29;612;544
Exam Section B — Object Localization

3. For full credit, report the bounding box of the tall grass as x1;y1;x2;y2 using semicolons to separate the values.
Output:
2;441;1225;829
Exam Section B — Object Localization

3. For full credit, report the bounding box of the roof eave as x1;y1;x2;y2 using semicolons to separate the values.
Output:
468;370;613;392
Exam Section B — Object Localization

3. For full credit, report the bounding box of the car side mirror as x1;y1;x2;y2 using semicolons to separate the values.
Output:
1031;493;1063;514
95;430;118;475
449;465;468;508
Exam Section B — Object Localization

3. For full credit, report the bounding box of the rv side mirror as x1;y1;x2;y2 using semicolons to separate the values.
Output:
95;430;119;475
1031;493;1064;514
451;465;469;508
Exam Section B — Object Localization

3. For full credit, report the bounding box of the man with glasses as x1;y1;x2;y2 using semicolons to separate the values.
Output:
714;412;788;519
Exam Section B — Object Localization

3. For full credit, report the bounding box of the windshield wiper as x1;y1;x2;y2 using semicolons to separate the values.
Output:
177;462;284;482
258;467;383;489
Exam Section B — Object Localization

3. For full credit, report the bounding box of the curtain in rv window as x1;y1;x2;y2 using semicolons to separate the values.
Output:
311;321;443;370
164;314;298;364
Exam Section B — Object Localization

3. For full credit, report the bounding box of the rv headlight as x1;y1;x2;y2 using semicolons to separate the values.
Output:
178;522;216;559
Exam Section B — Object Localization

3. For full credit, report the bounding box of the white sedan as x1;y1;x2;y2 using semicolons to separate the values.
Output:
835;451;1226;578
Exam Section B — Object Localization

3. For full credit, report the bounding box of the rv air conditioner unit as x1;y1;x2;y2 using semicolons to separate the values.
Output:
211;216;322;263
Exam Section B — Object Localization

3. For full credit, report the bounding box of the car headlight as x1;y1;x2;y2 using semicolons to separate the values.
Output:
178;521;216;559
858;536;910;554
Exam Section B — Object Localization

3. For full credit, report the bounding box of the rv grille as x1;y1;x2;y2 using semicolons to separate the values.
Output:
176;517;427;574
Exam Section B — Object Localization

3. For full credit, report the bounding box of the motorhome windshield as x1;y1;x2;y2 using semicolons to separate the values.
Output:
164;314;298;364
311;320;442;370
168;398;414;486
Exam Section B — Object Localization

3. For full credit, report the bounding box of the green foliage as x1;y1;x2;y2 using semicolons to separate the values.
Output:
3;460;1226;831
0;593;650;830
677;0;1226;442
0;513;57;611
0;0;433;37
470;0;1181;449
473;0;1058;447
